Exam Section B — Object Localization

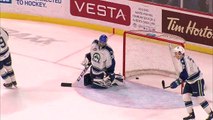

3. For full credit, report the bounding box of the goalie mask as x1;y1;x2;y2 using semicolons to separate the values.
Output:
98;34;108;47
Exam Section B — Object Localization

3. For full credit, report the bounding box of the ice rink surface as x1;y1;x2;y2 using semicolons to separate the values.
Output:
0;18;212;120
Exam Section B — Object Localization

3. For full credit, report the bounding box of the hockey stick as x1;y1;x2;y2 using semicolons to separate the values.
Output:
161;80;171;89
61;66;90;87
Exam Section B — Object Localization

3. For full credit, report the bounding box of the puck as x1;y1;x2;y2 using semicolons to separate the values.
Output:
136;77;139;79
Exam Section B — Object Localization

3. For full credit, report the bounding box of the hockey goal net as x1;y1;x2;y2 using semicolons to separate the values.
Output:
123;30;185;88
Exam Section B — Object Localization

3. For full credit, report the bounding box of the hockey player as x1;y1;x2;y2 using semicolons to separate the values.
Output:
0;27;17;88
170;46;213;120
81;34;123;88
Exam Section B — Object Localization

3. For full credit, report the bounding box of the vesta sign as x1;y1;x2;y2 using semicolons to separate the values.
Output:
70;0;131;26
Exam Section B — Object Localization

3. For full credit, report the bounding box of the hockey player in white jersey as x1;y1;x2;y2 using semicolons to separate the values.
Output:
0;27;17;88
170;46;213;120
81;34;123;88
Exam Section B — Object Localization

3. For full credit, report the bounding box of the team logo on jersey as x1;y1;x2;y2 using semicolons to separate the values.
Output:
93;48;97;51
92;53;101;63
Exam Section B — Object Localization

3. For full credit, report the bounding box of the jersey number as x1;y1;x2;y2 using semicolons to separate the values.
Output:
0;36;6;48
188;57;195;63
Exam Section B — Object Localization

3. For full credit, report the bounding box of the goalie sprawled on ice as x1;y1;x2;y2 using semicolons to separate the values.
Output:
81;34;123;89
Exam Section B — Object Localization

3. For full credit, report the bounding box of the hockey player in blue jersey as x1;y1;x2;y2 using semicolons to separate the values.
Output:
81;34;123;88
170;46;213;120
0;27;17;88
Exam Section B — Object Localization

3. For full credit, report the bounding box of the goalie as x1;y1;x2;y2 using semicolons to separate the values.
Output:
81;34;123;89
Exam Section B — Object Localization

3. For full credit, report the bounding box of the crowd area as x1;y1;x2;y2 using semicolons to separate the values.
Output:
132;0;213;14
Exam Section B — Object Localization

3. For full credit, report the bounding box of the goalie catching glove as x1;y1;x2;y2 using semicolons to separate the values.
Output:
106;72;115;81
81;53;91;68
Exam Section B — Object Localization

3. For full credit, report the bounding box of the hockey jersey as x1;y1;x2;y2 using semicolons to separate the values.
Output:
0;28;10;61
90;40;115;75
179;55;202;84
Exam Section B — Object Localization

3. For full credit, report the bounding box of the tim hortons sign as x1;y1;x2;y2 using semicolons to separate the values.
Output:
162;10;213;46
70;0;131;26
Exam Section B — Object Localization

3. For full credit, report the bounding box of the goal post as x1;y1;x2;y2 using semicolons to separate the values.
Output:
123;30;186;91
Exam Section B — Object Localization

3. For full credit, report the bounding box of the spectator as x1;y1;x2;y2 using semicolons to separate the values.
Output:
208;0;213;13
167;0;209;13
167;0;180;7
184;0;199;11
199;0;209;12
152;0;169;4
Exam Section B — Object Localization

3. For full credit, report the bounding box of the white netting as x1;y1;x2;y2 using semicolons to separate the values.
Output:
124;30;185;79
130;30;185;43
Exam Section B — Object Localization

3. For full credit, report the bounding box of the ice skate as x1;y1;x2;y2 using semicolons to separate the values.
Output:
3;82;13;88
183;112;195;120
12;81;17;87
12;81;17;86
206;112;213;120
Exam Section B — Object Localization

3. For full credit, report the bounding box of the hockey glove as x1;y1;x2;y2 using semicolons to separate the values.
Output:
170;79;182;89
106;73;115;81
81;53;91;68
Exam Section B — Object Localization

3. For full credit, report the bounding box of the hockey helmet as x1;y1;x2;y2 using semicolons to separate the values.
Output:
98;34;108;47
99;34;108;43
173;46;185;54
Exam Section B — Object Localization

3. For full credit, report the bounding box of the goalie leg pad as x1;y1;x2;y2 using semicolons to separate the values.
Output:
84;73;92;86
111;74;124;86
92;78;111;89
90;71;111;89
115;74;124;81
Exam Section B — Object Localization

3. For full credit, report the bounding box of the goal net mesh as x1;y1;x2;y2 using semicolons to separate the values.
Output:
123;30;185;80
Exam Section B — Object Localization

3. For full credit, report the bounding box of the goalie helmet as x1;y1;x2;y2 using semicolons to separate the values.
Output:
98;34;108;47
173;46;185;54
99;34;108;42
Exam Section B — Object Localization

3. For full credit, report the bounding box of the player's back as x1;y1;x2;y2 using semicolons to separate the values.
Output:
183;55;202;84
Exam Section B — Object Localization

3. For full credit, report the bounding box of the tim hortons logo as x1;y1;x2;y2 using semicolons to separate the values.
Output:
162;10;213;46
167;17;213;39
70;0;131;26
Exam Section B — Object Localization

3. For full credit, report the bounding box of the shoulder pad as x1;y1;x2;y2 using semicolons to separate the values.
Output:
105;45;113;52
92;40;99;44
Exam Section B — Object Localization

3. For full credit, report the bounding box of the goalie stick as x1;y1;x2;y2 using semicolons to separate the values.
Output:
161;80;171;89
61;66;90;87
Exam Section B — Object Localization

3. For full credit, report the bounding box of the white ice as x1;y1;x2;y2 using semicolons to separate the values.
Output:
0;18;212;120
